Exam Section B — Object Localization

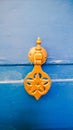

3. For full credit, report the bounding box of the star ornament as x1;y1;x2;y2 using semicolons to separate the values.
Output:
24;73;51;100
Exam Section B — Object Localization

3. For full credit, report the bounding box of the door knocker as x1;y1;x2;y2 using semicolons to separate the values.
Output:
24;37;52;100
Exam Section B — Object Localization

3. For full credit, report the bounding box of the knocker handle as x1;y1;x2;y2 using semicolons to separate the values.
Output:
24;37;52;100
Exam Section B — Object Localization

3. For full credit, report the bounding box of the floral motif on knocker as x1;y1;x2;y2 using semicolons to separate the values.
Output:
25;73;51;100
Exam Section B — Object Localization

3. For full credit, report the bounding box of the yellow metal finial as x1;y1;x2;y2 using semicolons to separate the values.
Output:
36;37;41;45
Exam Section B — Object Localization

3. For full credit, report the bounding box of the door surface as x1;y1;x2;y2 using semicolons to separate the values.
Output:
0;0;73;130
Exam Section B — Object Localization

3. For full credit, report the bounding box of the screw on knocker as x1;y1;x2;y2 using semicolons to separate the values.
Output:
24;37;52;100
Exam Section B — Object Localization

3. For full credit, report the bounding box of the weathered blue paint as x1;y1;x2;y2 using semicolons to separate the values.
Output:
0;0;73;129
0;64;73;80
0;0;73;64
0;65;73;130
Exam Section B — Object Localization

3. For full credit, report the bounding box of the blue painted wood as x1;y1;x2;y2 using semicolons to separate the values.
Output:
0;0;73;64
0;0;73;129
0;65;73;129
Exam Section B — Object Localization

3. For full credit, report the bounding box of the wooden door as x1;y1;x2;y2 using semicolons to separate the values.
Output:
0;0;73;129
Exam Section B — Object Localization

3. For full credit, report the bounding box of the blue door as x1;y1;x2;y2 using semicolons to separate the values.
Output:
0;0;73;129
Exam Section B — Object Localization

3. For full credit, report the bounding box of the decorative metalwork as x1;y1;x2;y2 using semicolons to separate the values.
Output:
24;37;52;100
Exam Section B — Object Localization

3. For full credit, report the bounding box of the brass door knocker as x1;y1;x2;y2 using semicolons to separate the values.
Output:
24;37;52;100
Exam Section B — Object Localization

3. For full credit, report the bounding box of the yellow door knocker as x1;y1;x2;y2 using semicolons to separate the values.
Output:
24;37;52;100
